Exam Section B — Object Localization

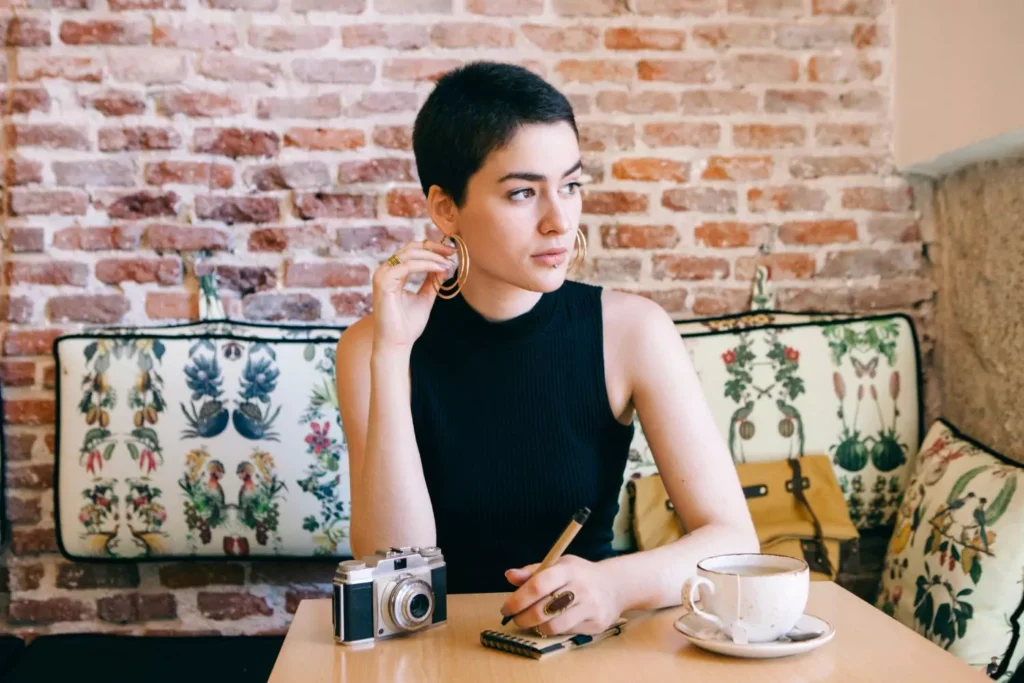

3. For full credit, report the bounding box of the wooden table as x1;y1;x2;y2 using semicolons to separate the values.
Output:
268;582;991;682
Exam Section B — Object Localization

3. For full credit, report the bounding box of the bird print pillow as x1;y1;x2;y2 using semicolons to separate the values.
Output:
54;321;351;560
875;419;1023;682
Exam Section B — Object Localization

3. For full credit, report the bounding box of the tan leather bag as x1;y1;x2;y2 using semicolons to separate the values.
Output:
626;455;860;581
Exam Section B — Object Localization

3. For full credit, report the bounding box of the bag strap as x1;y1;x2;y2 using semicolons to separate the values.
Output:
787;458;836;576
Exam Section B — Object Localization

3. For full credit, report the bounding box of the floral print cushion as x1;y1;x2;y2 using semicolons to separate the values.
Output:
55;323;351;559
611;311;923;551
875;419;1023;682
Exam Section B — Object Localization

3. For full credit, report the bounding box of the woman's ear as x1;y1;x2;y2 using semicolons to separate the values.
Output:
426;185;457;237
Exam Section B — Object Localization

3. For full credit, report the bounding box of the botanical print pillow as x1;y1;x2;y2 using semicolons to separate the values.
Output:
876;419;1023;681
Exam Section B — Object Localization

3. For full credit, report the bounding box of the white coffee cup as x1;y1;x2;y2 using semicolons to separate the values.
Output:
681;553;809;644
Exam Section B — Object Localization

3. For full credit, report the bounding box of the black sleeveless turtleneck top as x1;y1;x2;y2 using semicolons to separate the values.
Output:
409;281;634;594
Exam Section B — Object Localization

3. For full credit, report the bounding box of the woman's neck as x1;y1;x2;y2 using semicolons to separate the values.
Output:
457;270;546;323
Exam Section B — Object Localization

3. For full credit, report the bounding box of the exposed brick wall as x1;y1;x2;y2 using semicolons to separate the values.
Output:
0;0;931;634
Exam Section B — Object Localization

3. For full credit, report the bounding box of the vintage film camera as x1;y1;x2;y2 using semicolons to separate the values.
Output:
332;546;447;646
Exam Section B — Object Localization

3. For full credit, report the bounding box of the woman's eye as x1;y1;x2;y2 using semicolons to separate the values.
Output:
509;188;535;201
561;181;582;195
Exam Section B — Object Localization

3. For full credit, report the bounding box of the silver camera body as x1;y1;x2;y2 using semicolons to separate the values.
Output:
332;546;447;646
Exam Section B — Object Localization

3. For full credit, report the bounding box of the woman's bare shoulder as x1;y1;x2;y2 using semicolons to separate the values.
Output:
600;289;674;334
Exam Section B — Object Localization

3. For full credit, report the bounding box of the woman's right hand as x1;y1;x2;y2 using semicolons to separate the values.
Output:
371;238;456;352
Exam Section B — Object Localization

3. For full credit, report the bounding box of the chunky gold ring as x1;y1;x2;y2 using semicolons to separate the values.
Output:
386;254;401;267
533;626;547;638
544;590;575;617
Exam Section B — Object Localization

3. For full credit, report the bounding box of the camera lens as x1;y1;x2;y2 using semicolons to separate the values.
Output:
409;594;429;620
388;577;434;632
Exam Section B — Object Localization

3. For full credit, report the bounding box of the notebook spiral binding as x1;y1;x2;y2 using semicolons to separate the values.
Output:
479;630;545;658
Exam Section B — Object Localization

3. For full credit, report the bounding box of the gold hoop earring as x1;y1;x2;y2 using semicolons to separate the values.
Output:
434;233;469;300
569;228;587;274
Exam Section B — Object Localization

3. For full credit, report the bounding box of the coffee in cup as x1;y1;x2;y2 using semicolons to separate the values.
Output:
681;553;809;644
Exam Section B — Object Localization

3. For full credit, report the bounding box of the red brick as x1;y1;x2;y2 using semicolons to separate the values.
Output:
331;292;373;317
81;89;145;117
552;0;624;14
702;155;772;181
9;189;88;216
765;89;834;113
6;261;88;286
43;363;56;389
521;24;598;51
285;590;332;614
813;0;882;15
681;89;758;115
9;563;45;592
0;88;50;114
6;227;44;252
197;53;281;84
156;90;245;117
60;19;148;45
285;262;370;288
4;329;63;356
692;23;773;49
204;0;277;8
579;123;635;152
842;186;912;212
728;0;803;15
867;216;920;243
774;23;854;49
724;54;798;84
643;122;720;148
693;288;751;316
9;598;93;625
243;293;321;321
431;22;516;48
111;0;184;8
257;94;342;120
346;91;419;117
285;127;365;151
734;124;806;148
96;258;182;285
201;265;277;294
601;224;678;249
4;400;56;425
292;59;375;84
154;22;238;50
662;188;737;213
341;24;429;49
605;27;685;50
748;186;828;212
6;123;89;150
789;155;883;179
193;128;280;158
596;91;677;114
145;161;234;188
4;157;44;186
249;25;331;51
385;188;427;218
18;55;103;82
197;592;272;620
735;253;816;281
583;191;648;215
4;433;37;461
52;159;135;187
375;0;450;11
816;123;884;148
695;222;771;248
339;159;415;184
54;225;141;251
611;158;688;182
638;60;715;83
48;294;130;323
245;162;330;190
147;224;231;251
292;0;364;8
159;563;245;589
57;563;139;590
808;55;881;83
94;190;178;219
1;16;52;46
632;0;718;15
99;126;181;151
579;256;642;281
110;52;187;84
840;89;885;111
652;255;729;281
1;296;33;323
384;59;463;83
631;288;689;315
851;278;935;310
468;0;541;13
295;192;376;219
819;247;922;278
6;493;41;524
779;220;858;245
555;59;633;84
250;225;333;252
0;360;35;387
145;292;198;319
195;196;280;224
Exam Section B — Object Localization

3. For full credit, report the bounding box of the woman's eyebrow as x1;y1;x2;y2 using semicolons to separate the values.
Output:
497;160;583;183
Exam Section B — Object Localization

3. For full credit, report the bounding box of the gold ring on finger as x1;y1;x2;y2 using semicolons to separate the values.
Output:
544;590;575;617
533;626;547;638
386;254;401;267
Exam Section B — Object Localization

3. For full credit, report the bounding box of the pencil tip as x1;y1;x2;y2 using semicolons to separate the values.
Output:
501;615;513;626
574;507;591;524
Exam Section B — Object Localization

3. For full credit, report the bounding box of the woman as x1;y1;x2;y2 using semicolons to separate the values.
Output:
335;61;758;637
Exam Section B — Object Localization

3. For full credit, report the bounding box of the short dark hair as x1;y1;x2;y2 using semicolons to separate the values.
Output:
412;61;578;208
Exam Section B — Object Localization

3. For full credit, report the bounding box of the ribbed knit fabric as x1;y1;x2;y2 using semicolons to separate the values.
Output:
410;281;634;594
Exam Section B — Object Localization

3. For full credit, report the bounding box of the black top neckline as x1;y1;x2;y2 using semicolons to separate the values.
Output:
438;285;562;343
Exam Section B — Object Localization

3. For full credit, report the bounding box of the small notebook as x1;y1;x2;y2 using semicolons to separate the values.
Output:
479;619;627;660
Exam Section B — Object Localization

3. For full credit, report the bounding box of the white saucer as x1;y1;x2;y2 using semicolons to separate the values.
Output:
673;612;835;659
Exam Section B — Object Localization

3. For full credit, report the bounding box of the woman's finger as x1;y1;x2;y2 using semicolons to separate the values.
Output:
392;247;453;267
374;259;448;286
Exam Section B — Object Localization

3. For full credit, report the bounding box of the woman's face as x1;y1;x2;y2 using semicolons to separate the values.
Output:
451;121;583;294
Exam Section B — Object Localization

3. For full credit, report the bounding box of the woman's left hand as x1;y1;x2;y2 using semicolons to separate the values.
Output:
500;555;624;636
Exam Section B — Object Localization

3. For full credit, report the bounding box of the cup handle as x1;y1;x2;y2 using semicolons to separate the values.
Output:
681;576;725;632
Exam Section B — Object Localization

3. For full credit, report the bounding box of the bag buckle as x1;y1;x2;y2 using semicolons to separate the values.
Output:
785;477;810;493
